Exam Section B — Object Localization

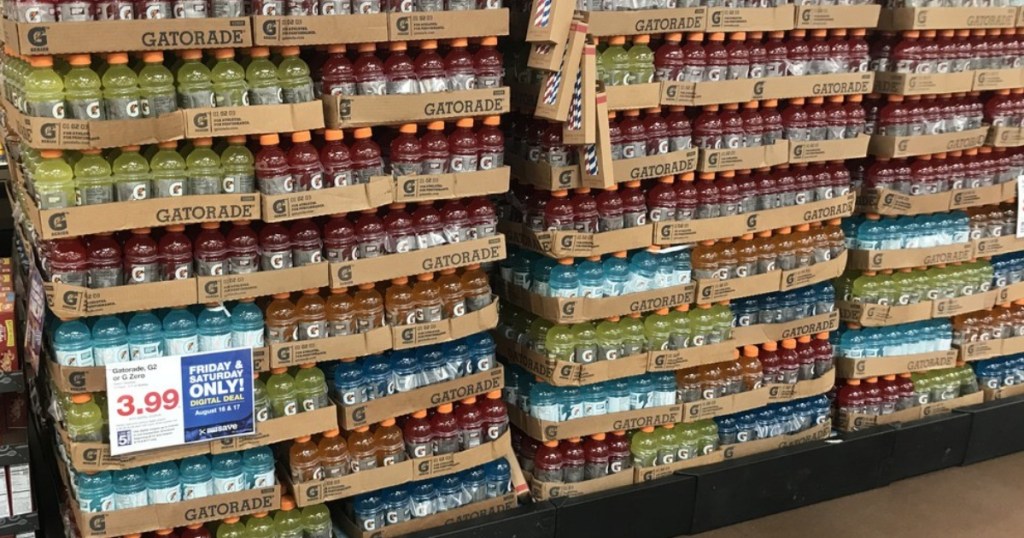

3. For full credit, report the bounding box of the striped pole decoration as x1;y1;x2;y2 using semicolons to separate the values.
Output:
568;67;584;130
583;144;600;176
533;0;553;28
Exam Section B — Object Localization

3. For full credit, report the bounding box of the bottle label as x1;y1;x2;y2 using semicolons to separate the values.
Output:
213;474;244;495
130;340;161;360
114;490;147;509
450;154;479;173
142;94;177;118
182;480;212;500
190;175;221;195
575;344;597;364
704;66;725;81
784;60;806;77
227;253;258;275
127;262;161;284
153;178;186;198
251;469;275;488
230;328;264;349
115;180;150;202
461;429;483;449
386;79;419;95
27;99;65;119
249;85;284;105
623;210;647;228
78;185;114;206
261;251;294;271
56;348;94;367
607;395;630;413
258;174;294;195
195;259;225;276
50;269;86;288
149;484;180;504
328;319;354;337
629;392;650;410
198;333;232;352
416;304;444;324
448;74;476;91
357;80;387;96
166;261;192;280
165;335;198;355
293;247;322;267
532;403;560;421
298;320;327;341
57;1;93;20
68;98;104;120
38;192;69;210
79;492;115;513
179;89;216;109
670;136;692;152
88;267;123;288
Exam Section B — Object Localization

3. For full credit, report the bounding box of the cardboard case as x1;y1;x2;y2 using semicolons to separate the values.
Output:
877;7;1018;31
611;148;699;183
789;134;871;164
662;72;874;106
873;70;975;96
717;419;832;460
694;250;848;303
507;155;581;190
958;335;1024;363
337;492;520;538
329;235;507;288
582;7;706;36
45;279;199;320
654;193;856;246
733;311;841;343
793;5;881;29
337;366;504;429
388;9;510;40
697;140;789;173
868;126;989;158
835;349;959;379
196;262;330;302
766;370;836;403
529;470;634;500
389;297;499;350
3;100;183;150
324;88;510;128
682;386;772;422
289;431;519;505
3;17;252;55
605;83;662;111
499;221;655;259
847;243;975;271
260;178;393;222
509;403;684;442
982;382;1024;402
252;14;389;45
987;125;1024;147
705;5;796;31
267;327;392;368
497;280;696;324
836;391;984;431
857;182;1015;216
180;101;325;138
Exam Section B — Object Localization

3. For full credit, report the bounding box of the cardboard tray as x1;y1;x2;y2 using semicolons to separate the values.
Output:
835;349;959;379
733;311;841;343
337;492;520;538
982;382;1024;402
682;386;772;422
3;17;252;55
877;7;1019;31
838;282;1024;327
653;193;856;246
329;235;507;288
336;366;504;430
499;221;655;259
662;72;874;107
694;250;848;304
507;155;582;190
389;297;499;350
788;134;870;164
873;71;975;96
196;262;330;302
836;391;985;431
3;99;183;150
611;148;699;183
696;140;789;173
251;14;389;46
766;370;836;403
260;177;393;222
848;235;1024;271
957;335;1024;363
267;327;392;368
388;8;510;40
509;403;684;442
46;350;275;391
323;87;511;128
793;5;881;29
857;182;1015;216
604;83;663;111
705;5;796;31
529;470;635;500
497;279;696;324
56;405;338;471
868;126;989;158
581;7;707;36
389;166;511;203
287;431;519;506
987;125;1024;148
180;101;325;138
45;279;199;320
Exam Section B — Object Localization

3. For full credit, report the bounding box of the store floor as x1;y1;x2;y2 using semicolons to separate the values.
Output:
694;451;1024;537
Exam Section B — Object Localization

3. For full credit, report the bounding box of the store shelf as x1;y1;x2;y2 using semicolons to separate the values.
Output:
0;370;24;394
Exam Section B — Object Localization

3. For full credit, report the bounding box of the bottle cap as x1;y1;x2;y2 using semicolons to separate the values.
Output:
451;38;469;47
768;31;784;38
848;378;861;386
762;341;778;351
214;48;235;59
866;376;878;383
419;40;438;49
106;52;129;64
798;335;811;344
292;131;311;143
356;426;370;432
709;32;725;41
224;517;241;524
296;435;311;443
730;32;746;40
487;391;501;399
187;523;206;529
250;46;270;57
181;49;203;60
194;137;213;147
200;222;220;230
64;53;90;67
544;440;559;447
831;29;847;37
592;433;606;441
259;133;280;145
40;150;62;159
390;41;408;51
381;418;396;427
280;496;296;510
321;428;340;438
456;118;474;128
743;345;758;358
270;367;287;374
122;145;141;152
71;394;92;404
354;127;373;139
732;349;739;359
417;272;434;281
132;228;151;235
281;46;300;56
467;263;482;270
412;409;428;418
391;276;409;285
326;44;346;54
687;32;704;41
462;396;477;405
398;123;417;135
167;224;186;232
633;34;650;45
608;35;626;45
427;121;445;131
796;223;810;232
358;283;375;290
624;109;640;117
884;374;896;381
324;129;343;142
226;135;246;144
666;33;683;42
438;403;453;413
641;426;655;432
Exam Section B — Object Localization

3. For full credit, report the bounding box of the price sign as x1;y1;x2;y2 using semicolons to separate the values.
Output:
106;348;255;455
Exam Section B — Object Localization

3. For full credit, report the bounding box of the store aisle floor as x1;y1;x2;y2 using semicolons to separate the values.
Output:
694;451;1024;537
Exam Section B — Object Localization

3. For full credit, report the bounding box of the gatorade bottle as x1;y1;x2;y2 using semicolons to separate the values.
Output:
320;45;355;97
217;517;245;538
211;49;248;107
86;233;123;288
245;47;283;105
384;41;417;95
149;142;187;198
163;308;198;355
47;239;89;288
415;41;447;93
561;438;585;483
461;264;492;312
127;311;163;360
353;494;385;533
325;287;355;336
67;394;103;442
315;131;352;189
533;441;563;482
267;367;299;417
354;282;384;332
295;362;328;411
374;418;406;465
353;43;386;96
259;222;293;270
628;35;654;84
389;125;422;176
72;149;113;206
179;456;213;500
448;118;479;172
78;472;115;513
467;196;497;239
431;403;460;455
600;36;629;86
123;228;159;284
630;426;659;467
279;47;314;103
351;127;384;184
146;461;181;504
186;138;223;195
265;293;297;343
194;222;227;276
221;221;256;275
244;513;274;538
349;426;377;472
290;435;324;482
63;54;103;120
454;397;484;450
422;121;450;174
301;504;332;538
288;131;325;191
177;50;215;108
25;55;64;118
110;468;147;510
34;150;75;209
197;304;231;352
112;146;152;201
438;268;466;318
138;51;176;118
255;134;294;194
412;272;443;323
251;372;272;423
404;409;434;458
445;38;476;90
474;37;503;87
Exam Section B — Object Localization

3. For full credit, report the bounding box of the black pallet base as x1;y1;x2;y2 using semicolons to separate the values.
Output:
420;394;1024;538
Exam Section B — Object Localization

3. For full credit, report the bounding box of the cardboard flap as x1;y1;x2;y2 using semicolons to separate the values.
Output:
525;0;576;44
46;279;199;320
325;87;511;128
508;155;581;190
196;263;330;302
837;392;983;431
534;21;587;122
858;183;1012;216
181;101;324;138
633;451;725;483
530;470;634;500
497;280;696;324
252;14;389;45
5;17;252;55
562;43;598;146
836;349;959;379
390;298;499;350
330;235;506;288
794;5;881;28
268;327;392;367
988;125;1024;147
582;7;706;36
510;403;684;442
4;99;185;150
662;72;874;106
973;68;1024;91
682;386;772;422
261;178;393;222
767;370;835;402
612;148;699;182
388;9;510;40
647;328;769;372
868;127;989;158
878;6;1018;31
983;382;1024;402
499;221;655;259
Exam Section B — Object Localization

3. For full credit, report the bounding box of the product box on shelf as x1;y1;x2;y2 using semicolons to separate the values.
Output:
661;72;874;107
694;250;848;303
507;155;581;190
268;327;392;368
835;349;959;379
987;125;1024;147
390;166;511;203
835;391;984;432
876;6;1019;31
957;335;1024;363
2;17;252;55
868;126;989;158
734;311;841;343
654;193;856;246
611;149;699;183
857;182;1016;216
57;405;338;471
970;69;1024;91
788;134;871;164
329;235;507;289
528;469;634;500
497;279;696;324
2;99;183;150
251;14;390;46
766;370;836;403
260;178;393;222
196;262;330;302
793;5;881;29
390;296;499;349
180;101;325;138
705;5;796;31
499;221;655;259
581;7;707;36
982;382;1024;401
837;283;1017;326
682;386;772;423
696;140;789;173
288;430;522;505
509;403;684;442
44;279;199;320
323;88;511;128
387;8;511;40
872;71;975;96
336;492;520;538
336;366;504;430
847;243;974;271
